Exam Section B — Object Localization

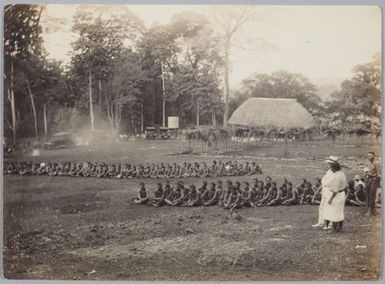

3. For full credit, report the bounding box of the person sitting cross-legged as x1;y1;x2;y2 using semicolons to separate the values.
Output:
131;182;149;205
204;181;223;206
149;182;165;207
282;182;299;206
346;178;366;207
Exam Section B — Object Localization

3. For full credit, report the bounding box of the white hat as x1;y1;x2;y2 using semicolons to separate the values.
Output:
354;175;361;180
40;162;46;167
325;156;339;164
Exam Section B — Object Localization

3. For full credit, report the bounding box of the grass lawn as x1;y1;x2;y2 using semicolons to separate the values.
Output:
3;138;382;280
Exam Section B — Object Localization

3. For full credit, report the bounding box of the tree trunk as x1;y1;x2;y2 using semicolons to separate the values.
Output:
89;71;94;132
43;104;48;140
284;128;288;158
26;79;39;139
141;97;144;133
212;112;216;126
223;42;230;126
152;85;156;126
196;98;200;127
161;62;166;127
98;79;102;113
10;61;16;144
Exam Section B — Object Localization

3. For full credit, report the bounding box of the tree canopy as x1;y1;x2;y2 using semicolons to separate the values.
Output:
3;5;381;143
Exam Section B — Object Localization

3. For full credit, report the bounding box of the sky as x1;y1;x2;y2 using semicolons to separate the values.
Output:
40;4;381;89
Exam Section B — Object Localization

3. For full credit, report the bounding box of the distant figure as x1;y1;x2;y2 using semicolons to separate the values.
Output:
364;152;380;216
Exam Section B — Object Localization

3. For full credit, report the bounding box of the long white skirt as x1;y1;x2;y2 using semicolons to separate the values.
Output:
323;190;346;222
318;192;327;224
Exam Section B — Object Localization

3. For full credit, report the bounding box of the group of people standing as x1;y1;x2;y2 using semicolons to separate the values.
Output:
312;152;380;233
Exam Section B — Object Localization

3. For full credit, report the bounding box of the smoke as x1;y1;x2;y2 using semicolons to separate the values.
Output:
72;126;116;146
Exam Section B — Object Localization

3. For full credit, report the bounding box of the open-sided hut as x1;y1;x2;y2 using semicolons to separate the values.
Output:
228;97;316;128
228;98;317;156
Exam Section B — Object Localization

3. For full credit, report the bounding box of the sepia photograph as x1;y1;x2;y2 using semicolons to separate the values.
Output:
2;3;382;281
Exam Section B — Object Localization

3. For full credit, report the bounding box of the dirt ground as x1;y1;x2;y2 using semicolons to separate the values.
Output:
3;139;382;280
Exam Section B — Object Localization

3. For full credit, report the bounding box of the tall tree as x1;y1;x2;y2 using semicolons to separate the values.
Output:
211;6;266;126
325;54;381;130
164;12;224;127
234;70;321;114
137;24;181;127
106;49;149;133
4;4;45;143
69;6;143;132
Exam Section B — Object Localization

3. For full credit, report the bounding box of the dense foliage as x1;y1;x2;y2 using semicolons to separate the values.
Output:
3;5;381;143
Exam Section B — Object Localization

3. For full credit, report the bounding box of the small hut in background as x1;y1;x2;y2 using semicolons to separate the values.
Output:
228;97;317;156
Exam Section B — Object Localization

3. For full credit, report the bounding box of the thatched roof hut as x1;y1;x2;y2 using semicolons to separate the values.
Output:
228;98;316;129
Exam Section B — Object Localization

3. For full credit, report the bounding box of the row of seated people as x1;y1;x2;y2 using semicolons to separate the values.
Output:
131;176;367;209
3;160;262;179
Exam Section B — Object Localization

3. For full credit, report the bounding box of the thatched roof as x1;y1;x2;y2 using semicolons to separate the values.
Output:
228;98;316;129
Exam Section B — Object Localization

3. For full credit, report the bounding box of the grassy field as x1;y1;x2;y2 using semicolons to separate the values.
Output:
3;138;382;280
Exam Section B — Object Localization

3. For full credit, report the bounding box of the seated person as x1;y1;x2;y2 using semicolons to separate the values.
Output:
218;163;226;177
136;165;144;178
244;162;251;175
58;162;69;176
76;162;84;177
300;182;314;205
174;165;182;178
80;162;92;177
197;181;208;195
183;185;202;207
106;164;117;178
311;178;322;205
237;164;244;176
37;162;47;175
19;162;32;176
165;183;185;206
266;182;282;206
223;186;239;210
142;164;151;178
67;162;77;176
130;165;138;179
165;164;174;178
201;182;215;203
252;181;265;204
346;177;366;206
204;181;223;206
46;163;54;176
219;180;232;207
131;182;149;205
233;181;242;193
150;165;159;179
156;165;165;179
163;180;174;200
200;163;210;178
101;163;109;178
282;183;299;206
51;163;60;176
279;182;288;201
240;182;255;207
31;163;40;175
149;183;165;207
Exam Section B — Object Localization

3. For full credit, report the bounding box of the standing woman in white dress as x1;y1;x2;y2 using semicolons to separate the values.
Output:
312;157;335;229
323;156;347;232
